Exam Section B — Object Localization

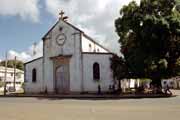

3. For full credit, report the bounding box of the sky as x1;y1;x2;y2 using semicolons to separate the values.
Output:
0;0;140;62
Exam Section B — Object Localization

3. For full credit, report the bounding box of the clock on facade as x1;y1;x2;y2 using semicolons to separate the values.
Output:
56;33;66;45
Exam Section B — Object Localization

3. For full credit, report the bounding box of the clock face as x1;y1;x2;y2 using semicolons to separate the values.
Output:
56;33;66;45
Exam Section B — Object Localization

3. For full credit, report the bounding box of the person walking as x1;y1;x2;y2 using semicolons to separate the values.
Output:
164;84;172;95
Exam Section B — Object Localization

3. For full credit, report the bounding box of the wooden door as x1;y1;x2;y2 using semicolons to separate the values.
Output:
56;64;69;94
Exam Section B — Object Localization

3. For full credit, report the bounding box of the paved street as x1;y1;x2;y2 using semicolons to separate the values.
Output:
0;90;180;120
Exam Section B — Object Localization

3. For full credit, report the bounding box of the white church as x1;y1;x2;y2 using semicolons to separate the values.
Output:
24;11;115;94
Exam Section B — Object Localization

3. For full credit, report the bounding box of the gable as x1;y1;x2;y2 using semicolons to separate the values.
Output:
43;19;83;58
42;20;82;40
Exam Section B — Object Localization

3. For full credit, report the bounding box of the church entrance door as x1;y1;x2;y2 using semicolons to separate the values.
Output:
55;64;70;94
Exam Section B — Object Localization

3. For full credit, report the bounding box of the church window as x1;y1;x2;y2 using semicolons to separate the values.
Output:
59;27;63;31
89;44;92;52
32;68;37;83
93;62;100;80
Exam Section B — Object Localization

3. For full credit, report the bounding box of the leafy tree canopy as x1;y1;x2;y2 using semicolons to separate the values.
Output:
0;60;24;71
110;54;128;80
115;0;180;83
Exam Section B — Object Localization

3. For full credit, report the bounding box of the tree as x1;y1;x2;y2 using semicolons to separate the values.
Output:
115;0;180;87
0;60;24;71
110;54;128;90
174;57;180;75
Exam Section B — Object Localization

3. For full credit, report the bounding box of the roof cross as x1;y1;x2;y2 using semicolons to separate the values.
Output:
59;10;68;21
59;10;65;19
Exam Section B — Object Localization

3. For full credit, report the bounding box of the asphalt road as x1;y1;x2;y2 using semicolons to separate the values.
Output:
0;90;180;120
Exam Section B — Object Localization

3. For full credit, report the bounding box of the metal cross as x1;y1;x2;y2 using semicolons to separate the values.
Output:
59;10;65;19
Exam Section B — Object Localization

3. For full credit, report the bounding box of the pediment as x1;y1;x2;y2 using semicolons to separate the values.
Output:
42;20;82;41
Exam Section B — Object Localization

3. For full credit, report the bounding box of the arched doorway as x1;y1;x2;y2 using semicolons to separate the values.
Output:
55;64;70;94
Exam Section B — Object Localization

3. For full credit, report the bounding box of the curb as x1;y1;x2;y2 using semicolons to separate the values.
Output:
0;94;174;99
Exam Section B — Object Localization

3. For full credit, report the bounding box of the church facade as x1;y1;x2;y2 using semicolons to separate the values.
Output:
24;14;114;94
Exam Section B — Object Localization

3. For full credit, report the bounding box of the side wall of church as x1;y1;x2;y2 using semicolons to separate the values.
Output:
43;20;83;93
82;54;113;92
24;58;43;93
82;35;108;53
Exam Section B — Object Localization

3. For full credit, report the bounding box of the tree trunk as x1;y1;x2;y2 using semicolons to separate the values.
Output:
151;78;162;94
151;79;161;87
118;80;122;92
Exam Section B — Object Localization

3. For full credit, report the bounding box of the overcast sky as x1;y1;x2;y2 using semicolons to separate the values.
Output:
0;0;140;62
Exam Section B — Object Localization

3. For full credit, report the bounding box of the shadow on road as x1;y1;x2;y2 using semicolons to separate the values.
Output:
34;95;175;101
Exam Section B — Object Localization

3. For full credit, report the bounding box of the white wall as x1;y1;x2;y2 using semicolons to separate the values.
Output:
0;67;24;83
161;79;174;88
0;67;24;91
24;58;43;93
82;53;113;92
121;79;141;91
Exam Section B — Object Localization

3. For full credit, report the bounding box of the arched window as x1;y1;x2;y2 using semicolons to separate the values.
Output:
93;62;100;80
89;44;92;52
97;49;99;52
32;68;37;83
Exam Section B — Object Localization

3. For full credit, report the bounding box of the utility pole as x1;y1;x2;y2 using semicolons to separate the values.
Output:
4;52;7;95
13;56;17;91
33;42;37;56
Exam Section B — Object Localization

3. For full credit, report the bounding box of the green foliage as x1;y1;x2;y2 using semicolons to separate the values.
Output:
110;54;128;80
139;78;152;83
174;57;180;75
115;0;180;82
0;60;24;71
